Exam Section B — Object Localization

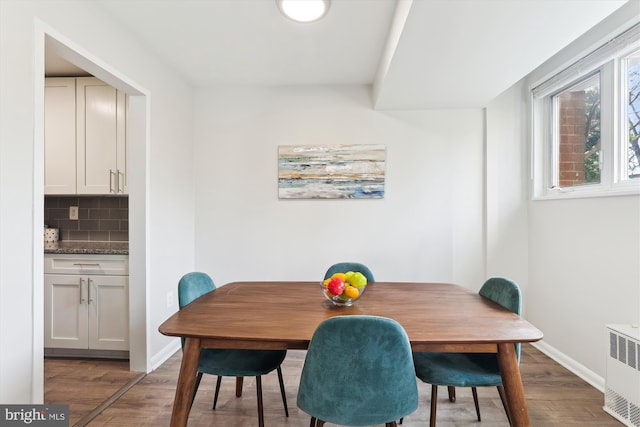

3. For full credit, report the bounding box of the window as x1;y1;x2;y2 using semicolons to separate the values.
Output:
625;49;640;179
532;24;640;198
552;73;601;188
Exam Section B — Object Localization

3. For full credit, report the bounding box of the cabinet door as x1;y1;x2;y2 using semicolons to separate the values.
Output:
116;90;128;194
76;77;121;194
88;275;129;351
44;78;76;195
44;274;89;349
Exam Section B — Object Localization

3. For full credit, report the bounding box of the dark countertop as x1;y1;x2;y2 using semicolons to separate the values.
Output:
44;241;129;255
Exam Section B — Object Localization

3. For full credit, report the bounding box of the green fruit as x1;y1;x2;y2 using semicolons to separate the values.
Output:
350;272;367;288
344;271;355;283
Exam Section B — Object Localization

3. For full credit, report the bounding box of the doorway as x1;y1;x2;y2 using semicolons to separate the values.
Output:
36;30;150;401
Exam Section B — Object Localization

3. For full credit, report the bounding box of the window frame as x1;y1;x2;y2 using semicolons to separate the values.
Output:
531;24;640;200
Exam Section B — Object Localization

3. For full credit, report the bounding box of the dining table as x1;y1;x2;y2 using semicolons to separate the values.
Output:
158;281;543;427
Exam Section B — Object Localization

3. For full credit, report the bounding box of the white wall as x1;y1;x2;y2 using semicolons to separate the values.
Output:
485;83;530;305
0;1;195;403
486;1;640;386
193;85;485;288
528;197;639;381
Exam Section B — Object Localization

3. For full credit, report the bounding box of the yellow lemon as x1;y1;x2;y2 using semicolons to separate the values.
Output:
344;285;359;299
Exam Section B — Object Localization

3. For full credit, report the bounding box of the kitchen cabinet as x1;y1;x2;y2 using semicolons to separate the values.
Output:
44;77;127;195
44;254;129;353
76;77;127;194
44;78;76;194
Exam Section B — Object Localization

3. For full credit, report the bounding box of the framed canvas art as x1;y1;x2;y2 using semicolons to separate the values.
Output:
278;144;386;199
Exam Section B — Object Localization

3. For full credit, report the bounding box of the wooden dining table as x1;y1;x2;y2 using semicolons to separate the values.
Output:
158;281;543;427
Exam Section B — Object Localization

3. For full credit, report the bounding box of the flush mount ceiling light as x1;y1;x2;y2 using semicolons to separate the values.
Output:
277;0;331;23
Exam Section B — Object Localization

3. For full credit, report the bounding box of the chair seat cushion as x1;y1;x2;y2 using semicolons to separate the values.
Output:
413;352;502;387
198;349;287;377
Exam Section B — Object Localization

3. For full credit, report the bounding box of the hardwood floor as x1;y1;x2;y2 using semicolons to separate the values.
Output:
44;357;144;426
45;344;621;426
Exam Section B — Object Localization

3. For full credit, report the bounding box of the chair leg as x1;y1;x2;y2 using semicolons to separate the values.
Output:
399;417;403;424
447;385;456;402
316;420;325;427
309;416;317;427
386;422;398;427
190;372;203;409
212;376;222;410
276;366;289;417
496;385;513;426
471;386;481;421
236;376;243;397
256;376;264;427
430;384;438;427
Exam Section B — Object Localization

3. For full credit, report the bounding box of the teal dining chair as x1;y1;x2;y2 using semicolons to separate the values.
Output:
412;276;522;426
178;272;288;427
324;262;375;283
297;315;418;427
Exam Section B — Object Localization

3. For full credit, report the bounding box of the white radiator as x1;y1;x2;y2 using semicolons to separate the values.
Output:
604;324;640;426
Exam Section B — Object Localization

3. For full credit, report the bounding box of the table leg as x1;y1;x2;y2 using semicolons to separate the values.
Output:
497;343;530;427
170;337;201;427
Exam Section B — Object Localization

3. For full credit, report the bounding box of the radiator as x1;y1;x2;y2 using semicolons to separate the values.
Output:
604;324;640;427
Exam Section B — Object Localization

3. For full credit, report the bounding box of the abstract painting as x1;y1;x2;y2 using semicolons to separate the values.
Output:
278;144;386;199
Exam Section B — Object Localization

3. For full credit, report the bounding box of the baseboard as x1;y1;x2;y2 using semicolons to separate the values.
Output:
150;339;180;371
532;341;605;392
44;348;129;359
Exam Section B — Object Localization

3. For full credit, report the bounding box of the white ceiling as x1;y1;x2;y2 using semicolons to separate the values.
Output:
47;0;629;110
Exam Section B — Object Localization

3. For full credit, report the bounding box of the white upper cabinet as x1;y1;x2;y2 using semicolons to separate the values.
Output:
44;78;77;194
76;77;127;194
44;77;127;195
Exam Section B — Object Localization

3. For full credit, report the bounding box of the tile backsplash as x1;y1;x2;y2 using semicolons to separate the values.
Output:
44;196;128;242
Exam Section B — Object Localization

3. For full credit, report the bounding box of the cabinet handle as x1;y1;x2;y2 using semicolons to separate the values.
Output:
110;169;116;193
88;278;94;304
79;278;86;304
73;263;100;267
117;169;124;193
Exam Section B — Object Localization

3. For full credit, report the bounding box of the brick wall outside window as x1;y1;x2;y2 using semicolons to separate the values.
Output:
558;91;587;187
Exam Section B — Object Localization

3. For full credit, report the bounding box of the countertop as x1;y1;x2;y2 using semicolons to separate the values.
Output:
44;241;129;255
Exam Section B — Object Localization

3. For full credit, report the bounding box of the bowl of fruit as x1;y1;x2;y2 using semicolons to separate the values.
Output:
321;271;368;306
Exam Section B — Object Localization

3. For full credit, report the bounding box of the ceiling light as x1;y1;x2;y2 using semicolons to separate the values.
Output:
277;0;330;23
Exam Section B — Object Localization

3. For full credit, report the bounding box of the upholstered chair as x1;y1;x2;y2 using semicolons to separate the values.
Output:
178;272;289;427
323;262;375;283
297;315;418;427
412;276;522;426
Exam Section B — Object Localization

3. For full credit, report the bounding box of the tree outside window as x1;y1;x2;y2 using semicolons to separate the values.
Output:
627;49;640;179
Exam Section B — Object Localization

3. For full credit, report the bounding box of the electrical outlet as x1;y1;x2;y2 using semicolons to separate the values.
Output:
167;291;174;308
69;206;78;220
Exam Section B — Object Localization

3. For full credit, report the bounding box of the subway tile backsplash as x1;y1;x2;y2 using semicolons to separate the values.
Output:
44;196;128;242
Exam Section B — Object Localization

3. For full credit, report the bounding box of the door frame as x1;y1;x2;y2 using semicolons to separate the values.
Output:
33;21;151;400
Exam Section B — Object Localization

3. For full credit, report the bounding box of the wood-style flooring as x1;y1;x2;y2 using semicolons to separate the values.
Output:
44;344;621;426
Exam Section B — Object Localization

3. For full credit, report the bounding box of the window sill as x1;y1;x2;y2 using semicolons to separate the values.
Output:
532;182;640;201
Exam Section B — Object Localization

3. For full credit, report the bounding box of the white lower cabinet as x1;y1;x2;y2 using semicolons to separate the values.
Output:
44;254;129;352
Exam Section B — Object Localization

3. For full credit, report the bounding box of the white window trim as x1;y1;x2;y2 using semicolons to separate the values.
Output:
531;22;640;200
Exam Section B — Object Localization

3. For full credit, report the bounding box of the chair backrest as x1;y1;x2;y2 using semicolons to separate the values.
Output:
178;272;216;309
324;262;375;283
479;276;522;360
297;315;418;426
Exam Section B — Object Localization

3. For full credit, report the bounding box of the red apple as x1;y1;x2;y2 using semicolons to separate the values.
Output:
327;277;345;296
